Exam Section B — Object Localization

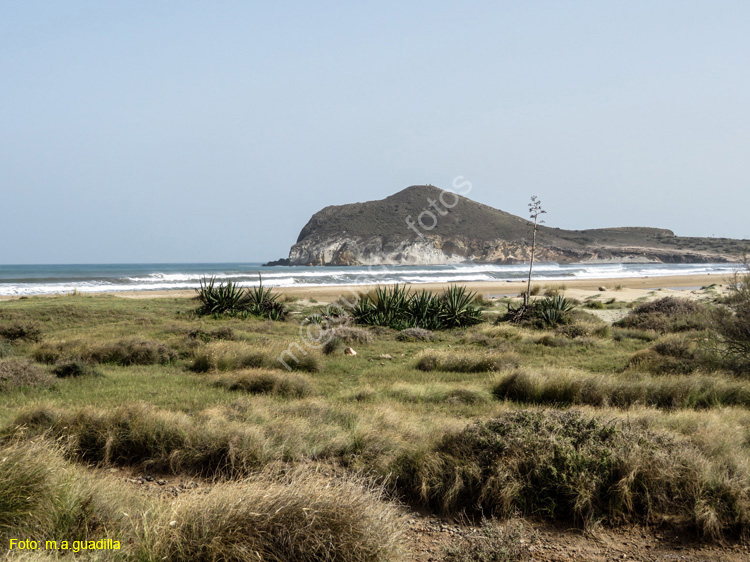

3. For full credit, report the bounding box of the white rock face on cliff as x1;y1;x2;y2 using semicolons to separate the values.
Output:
288;235;469;266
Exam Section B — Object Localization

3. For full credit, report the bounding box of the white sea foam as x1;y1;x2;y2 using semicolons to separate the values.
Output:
0;262;738;296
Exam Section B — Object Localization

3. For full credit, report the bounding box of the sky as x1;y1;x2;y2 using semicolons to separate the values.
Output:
1;1;749;264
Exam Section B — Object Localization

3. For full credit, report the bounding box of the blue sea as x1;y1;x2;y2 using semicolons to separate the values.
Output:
0;262;739;297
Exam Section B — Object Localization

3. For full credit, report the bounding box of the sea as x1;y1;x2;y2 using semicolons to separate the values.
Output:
0;262;740;297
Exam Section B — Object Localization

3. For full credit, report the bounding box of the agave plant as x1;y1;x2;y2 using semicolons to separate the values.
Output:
351;285;413;328
438;285;483;329
534;296;575;327
407;290;444;331
195;275;287;320
245;275;287;320
350;284;485;330
195;277;249;316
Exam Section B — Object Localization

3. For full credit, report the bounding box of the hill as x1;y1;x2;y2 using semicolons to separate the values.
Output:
269;185;747;266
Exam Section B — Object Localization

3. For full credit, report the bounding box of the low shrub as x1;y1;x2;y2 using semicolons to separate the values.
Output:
187;326;237;342
0;358;54;391
535;335;568;347
392;410;750;538
612;328;658;342
91;338;177;366
0;338;12;358
627;334;703;375
187;342;269;372
555;324;590;338
32;338;177;366
323;336;344;355
416;350;519;373
189;342;322;373
145;471;404;562
396;327;436;342
386;384;492;406
554;322;610;339
542;285;566;297
615;297;710;333
0;322;42;342
460;332;512;350
443;388;492;406
328;326;373;344
51;360;101;378
212;370;314;398
627;350;697;375
711;261;750;374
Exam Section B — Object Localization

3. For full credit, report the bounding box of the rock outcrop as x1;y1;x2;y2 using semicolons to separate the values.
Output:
268;186;744;266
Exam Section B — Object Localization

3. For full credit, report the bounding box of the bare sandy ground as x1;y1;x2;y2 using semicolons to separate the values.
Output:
0;273;728;306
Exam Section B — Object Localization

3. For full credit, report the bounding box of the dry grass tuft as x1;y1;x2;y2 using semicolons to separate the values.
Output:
0;440;135;547
8;404;269;477
144;470;404;562
33;338;177;366
493;368;750;410
212;369;315;398
189;341;321;373
416;350;519;373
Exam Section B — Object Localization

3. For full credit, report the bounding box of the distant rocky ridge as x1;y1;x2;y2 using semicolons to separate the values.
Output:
267;185;747;266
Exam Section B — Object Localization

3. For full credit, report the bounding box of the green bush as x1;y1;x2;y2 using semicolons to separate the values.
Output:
392;410;750;538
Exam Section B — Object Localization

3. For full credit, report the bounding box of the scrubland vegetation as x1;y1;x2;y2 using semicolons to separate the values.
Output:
1;269;750;560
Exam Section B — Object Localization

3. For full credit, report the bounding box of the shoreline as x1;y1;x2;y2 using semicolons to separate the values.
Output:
0;273;728;303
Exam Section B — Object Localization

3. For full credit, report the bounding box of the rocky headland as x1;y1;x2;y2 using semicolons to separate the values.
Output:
268;185;746;266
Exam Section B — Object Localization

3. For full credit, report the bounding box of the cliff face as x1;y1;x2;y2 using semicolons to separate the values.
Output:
275;186;743;266
288;234;727;266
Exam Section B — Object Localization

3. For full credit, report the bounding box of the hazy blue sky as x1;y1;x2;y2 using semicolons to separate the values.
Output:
2;1;748;264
